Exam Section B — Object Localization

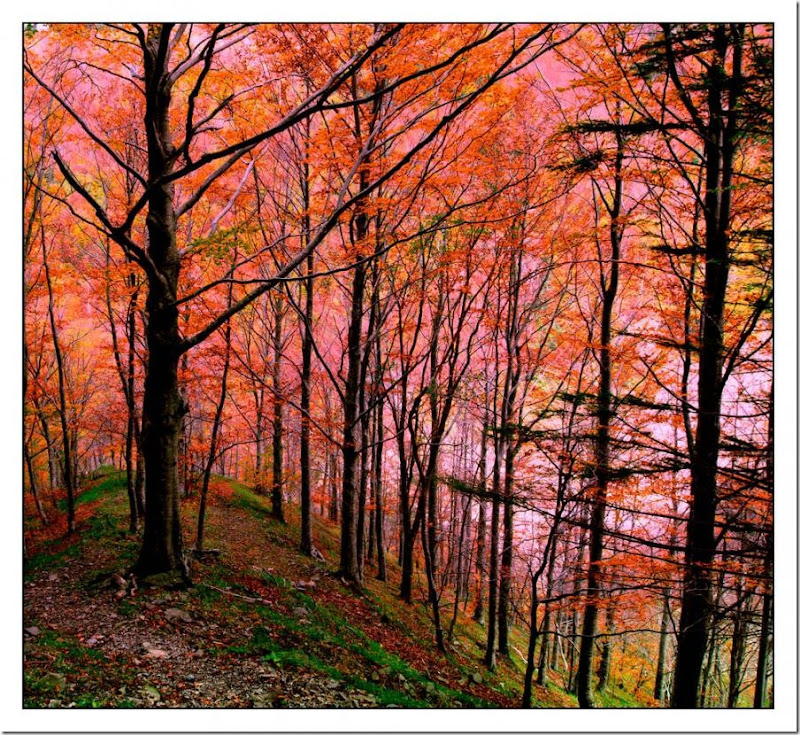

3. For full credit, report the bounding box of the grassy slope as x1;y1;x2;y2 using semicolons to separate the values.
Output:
23;470;649;709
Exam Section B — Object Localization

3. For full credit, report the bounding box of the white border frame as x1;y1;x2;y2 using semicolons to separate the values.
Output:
6;1;796;731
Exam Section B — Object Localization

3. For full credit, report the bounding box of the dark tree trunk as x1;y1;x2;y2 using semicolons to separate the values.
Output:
753;588;772;708
42;229;75;535
24;440;48;525
135;24;188;579
726;597;747;708
373;393;386;581
670;24;743;708
299;250;314;554
473;421;488;623
522;593;539;708
328;451;339;522
339;251;366;583
498;440;516;655
576;128;623;709
484;438;502;670
537;527;560;686
270;292;285;522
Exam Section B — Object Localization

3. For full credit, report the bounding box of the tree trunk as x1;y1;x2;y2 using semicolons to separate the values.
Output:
299;248;314;554
373;393;386;581
24;440;48;525
597;598;616;692
196;284;233;552
270;293;285;522
498;440;516;655
576;129;623;709
522;592;539;707
473;422;488;624
753;589;772;708
42;229;75;535
671;24;742;707
484;437;503;670
654;593;671;703
727;600;747;708
135;24;188;579
340;253;366;583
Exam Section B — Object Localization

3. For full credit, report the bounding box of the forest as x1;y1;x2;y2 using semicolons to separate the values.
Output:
22;23;773;711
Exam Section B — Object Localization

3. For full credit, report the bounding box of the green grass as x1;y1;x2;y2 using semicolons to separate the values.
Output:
595;683;642;708
215;581;489;708
23;629;133;707
55;469;126;511
26;471;137;582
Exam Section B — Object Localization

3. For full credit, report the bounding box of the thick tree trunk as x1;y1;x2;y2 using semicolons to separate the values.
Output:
671;24;742;708
339;252;366;584
135;24;187;579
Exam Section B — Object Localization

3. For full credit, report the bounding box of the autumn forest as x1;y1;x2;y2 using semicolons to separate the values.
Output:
23;23;773;711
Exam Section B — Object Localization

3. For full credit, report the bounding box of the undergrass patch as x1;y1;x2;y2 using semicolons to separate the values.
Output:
56;470;126;512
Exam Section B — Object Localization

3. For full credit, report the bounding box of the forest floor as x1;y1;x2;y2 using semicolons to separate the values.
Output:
22;470;639;709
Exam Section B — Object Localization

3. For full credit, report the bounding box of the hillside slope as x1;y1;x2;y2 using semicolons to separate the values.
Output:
24;470;603;709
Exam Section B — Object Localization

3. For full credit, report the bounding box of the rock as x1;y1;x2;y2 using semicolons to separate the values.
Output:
24;626;40;637
38;672;67;692
165;607;192;624
292;607;309;618
470;671;483;685
145;648;168;659
140;684;161;703
251;692;277;707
